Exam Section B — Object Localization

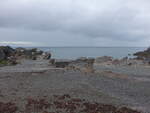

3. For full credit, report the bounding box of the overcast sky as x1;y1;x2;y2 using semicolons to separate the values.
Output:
0;0;150;47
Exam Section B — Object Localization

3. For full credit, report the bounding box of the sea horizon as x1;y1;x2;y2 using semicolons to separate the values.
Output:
35;46;146;59
13;46;148;48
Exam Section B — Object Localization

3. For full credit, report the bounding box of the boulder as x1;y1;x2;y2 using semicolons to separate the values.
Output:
76;57;88;62
0;49;6;60
15;47;26;52
133;47;150;65
35;49;43;55
68;57;95;73
86;58;95;66
0;46;15;60
7;56;18;65
50;57;95;73
54;59;71;68
49;59;55;65
112;59;120;65
95;56;113;63
15;48;44;59
0;46;18;66
43;52;51;60
134;47;150;60
73;57;94;64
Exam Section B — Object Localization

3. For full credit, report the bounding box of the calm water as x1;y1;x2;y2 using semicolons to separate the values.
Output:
37;47;146;59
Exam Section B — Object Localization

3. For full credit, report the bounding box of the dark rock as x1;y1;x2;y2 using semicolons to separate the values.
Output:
134;47;150;65
0;49;6;60
95;56;113;63
7;56;18;65
0;46;18;66
54;59;70;68
15;47;26;52
86;58;95;66
15;47;44;59
49;59;55;65
76;57;88;62
134;47;150;60
0;46;52;66
67;57;95;73
43;52;51;60
72;57;95;64
0;46;15;60
32;56;37;60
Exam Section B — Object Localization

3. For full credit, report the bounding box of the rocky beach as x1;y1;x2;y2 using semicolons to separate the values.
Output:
0;46;150;113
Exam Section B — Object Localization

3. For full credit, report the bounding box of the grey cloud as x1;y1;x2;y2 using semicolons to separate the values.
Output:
0;0;150;46
63;8;149;41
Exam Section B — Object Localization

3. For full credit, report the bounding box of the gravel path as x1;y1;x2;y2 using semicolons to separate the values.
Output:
0;60;149;113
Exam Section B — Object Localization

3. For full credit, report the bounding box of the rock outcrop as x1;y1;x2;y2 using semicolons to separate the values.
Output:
42;52;51;60
134;47;150;60
75;58;95;73
0;46;17;66
0;49;6;60
0;46;15;60
95;56;113;63
15;47;44;59
0;46;52;66
50;57;95;73
54;59;71;68
134;47;150;64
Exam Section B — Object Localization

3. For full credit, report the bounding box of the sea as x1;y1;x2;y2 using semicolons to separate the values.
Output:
36;47;146;59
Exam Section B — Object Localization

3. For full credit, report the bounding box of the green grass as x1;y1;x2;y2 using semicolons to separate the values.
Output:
0;60;9;66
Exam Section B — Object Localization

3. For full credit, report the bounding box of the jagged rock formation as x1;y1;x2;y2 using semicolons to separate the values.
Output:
134;47;150;59
134;47;150;64
0;46;51;66
0;46;15;60
15;47;44;59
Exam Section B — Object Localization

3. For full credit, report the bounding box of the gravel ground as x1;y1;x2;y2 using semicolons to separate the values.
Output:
0;60;149;113
94;63;150;112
